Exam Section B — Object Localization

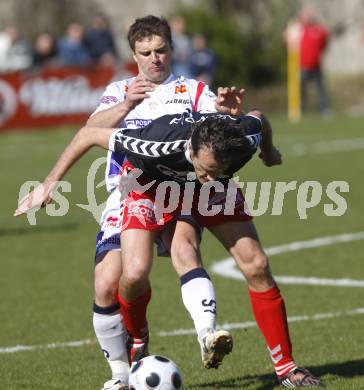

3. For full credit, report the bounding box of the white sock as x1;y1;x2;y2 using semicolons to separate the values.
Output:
93;307;129;383
180;268;217;338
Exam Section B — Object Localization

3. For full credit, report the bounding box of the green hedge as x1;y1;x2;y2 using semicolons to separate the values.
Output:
179;8;287;89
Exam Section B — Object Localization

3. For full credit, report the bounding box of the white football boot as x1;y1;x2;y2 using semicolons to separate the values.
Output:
199;329;233;369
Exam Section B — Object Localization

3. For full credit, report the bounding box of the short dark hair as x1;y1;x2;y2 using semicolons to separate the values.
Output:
190;117;253;168
127;15;173;51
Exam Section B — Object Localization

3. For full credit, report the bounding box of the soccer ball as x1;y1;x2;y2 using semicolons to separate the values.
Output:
129;355;183;390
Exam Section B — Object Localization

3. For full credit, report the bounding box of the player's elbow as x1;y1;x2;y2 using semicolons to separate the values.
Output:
73;126;98;151
85;113;99;126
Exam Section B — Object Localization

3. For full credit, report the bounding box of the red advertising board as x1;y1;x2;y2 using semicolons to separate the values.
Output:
0;63;137;131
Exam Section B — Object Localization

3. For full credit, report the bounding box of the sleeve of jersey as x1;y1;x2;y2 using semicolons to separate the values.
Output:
109;127;143;155
195;84;217;113
90;82;125;116
242;115;263;148
110;117;185;159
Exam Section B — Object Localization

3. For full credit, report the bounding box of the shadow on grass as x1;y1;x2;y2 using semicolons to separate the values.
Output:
189;358;364;389
0;223;79;236
189;373;276;390
312;358;364;379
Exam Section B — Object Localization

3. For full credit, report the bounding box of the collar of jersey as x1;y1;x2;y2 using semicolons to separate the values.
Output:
146;73;176;95
164;73;176;84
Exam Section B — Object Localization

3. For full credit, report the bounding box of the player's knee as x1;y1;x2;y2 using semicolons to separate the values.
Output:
237;250;270;280
94;275;119;302
251;252;270;277
122;264;150;288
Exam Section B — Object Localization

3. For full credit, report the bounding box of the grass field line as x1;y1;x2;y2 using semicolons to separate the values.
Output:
1;307;363;352
289;137;364;156
0;339;96;354
158;307;364;336
211;231;364;287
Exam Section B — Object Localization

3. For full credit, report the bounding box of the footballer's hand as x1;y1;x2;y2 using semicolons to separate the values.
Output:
215;87;245;116
124;75;155;110
259;146;282;167
14;181;56;216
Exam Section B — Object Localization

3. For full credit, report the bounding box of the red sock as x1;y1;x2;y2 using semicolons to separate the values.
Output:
249;285;297;377
118;288;151;339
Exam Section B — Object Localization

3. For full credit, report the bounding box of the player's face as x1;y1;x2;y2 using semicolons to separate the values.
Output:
190;146;225;184
133;35;172;84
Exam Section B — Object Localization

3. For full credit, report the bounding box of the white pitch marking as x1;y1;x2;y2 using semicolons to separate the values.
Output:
157;307;364;337
0;339;95;354
1;308;364;351
290;137;364;156
211;232;364;287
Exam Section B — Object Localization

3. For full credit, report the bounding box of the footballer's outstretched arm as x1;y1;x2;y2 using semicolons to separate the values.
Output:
247;109;282;167
15;126;115;216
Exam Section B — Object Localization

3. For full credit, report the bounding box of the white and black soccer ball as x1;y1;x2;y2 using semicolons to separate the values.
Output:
129;355;183;390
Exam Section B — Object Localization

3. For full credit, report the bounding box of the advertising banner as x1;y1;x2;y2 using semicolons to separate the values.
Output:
0;63;136;131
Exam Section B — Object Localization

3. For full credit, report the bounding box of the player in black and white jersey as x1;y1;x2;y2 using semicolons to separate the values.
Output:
110;110;262;183
109;109;322;387
108;109;322;387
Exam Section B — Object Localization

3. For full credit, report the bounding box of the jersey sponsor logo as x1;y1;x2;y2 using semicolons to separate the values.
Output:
100;95;118;104
96;234;120;249
103;215;120;229
169;115;205;125
124;119;152;128
175;85;187;94
169;113;235;126
165;98;192;105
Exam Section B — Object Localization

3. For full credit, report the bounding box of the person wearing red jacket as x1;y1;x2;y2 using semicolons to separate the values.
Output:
299;6;330;114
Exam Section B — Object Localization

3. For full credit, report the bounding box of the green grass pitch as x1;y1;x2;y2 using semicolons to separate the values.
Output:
0;114;363;389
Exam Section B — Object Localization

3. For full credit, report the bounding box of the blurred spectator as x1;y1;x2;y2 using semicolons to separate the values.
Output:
85;14;118;66
58;22;92;67
0;26;32;72
298;6;330;115
32;32;58;68
170;15;192;77
190;33;217;85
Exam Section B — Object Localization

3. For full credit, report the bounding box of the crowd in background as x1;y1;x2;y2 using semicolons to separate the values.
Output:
0;15;118;71
0;14;217;85
170;15;217;85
